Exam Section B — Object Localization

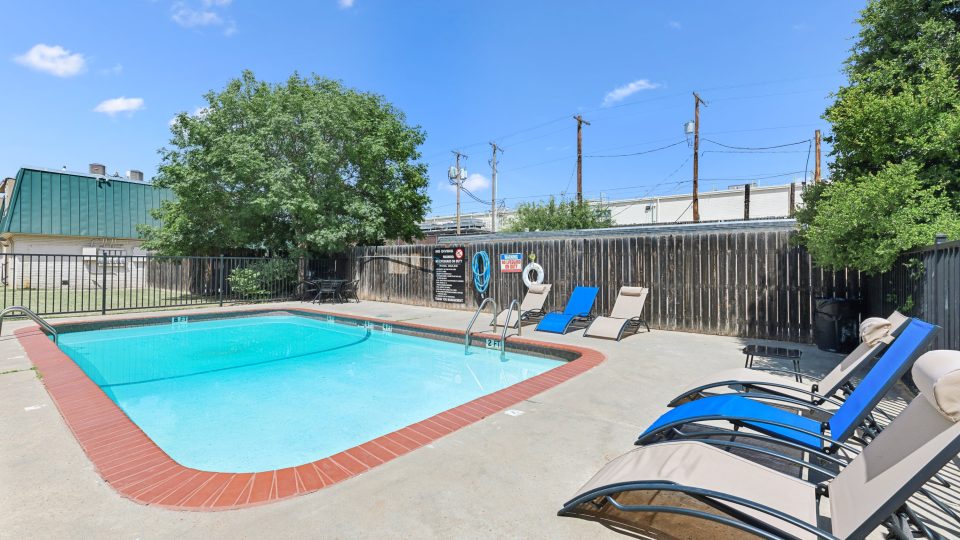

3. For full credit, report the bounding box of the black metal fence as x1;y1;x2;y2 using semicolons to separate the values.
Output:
864;240;960;351
0;253;347;316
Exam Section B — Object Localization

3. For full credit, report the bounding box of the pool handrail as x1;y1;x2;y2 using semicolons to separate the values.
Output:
0;305;58;344
466;297;499;352
499;298;522;358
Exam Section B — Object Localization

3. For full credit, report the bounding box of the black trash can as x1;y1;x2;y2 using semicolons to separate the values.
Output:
814;297;861;353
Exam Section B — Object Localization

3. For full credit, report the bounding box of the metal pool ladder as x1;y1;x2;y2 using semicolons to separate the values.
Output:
465;297;498;352
0;306;58;344
498;299;522;359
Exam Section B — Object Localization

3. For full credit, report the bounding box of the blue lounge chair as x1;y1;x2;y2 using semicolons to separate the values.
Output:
535;286;599;334
559;350;960;540
635;318;938;453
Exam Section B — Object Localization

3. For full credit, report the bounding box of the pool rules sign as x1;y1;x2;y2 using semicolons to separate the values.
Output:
433;246;466;304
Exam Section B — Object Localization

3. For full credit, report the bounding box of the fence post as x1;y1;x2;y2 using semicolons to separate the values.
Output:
100;251;108;315
219;255;225;307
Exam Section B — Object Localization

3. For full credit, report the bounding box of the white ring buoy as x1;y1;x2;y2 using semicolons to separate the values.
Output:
522;262;544;288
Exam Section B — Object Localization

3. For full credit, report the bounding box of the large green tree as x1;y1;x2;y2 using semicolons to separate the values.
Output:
798;0;960;272
142;71;430;256
506;197;614;232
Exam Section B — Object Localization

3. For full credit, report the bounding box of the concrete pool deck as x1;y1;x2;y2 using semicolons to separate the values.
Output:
0;300;955;539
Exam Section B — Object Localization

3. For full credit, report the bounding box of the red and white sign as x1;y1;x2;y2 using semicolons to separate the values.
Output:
499;253;523;273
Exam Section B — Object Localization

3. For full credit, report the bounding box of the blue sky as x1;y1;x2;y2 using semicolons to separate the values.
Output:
1;1;863;217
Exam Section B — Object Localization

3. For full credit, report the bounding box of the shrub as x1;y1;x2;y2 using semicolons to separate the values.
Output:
228;259;298;298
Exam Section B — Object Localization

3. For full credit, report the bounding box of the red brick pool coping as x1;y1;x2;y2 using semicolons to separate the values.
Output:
16;307;605;511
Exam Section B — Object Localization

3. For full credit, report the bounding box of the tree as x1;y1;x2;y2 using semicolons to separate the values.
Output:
506;197;614;232
141;71;430;256
802;162;960;273
798;0;960;272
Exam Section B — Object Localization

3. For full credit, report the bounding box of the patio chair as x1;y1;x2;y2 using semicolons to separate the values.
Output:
315;279;342;303
339;280;360;303
583;286;649;341
535;286;599;334
297;280;320;302
635;318;938;454
559;350;960;540
668;312;909;408
492;284;551;328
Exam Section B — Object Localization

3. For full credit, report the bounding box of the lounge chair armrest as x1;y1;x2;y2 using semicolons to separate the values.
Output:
597;484;838;540
682;438;838;478
749;366;824;383
637;413;861;454
735;392;836;415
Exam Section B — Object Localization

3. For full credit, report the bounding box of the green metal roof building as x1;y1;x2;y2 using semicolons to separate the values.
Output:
0;166;173;242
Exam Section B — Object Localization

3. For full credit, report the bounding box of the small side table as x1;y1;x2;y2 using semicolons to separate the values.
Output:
743;345;803;383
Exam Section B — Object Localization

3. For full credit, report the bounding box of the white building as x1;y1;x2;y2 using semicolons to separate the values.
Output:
421;182;802;234
0;165;173;289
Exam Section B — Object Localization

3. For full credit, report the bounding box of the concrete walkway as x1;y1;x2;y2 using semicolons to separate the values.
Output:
0;301;948;539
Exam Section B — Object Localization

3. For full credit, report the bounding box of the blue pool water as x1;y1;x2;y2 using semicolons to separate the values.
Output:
58;315;562;472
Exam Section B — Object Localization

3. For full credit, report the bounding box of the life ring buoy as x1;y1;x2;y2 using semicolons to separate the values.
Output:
522;262;544;288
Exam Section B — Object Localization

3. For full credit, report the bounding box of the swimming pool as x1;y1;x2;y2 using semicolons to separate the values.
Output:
58;314;563;472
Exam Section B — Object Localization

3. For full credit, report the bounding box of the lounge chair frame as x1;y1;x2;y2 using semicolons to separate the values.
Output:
562;479;929;540
639;319;938;453
668;312;910;407
535;286;599;335
586;315;650;341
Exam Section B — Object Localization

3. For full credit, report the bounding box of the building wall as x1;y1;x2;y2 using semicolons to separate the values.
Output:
610;184;799;225
420;182;802;232
1;235;149;289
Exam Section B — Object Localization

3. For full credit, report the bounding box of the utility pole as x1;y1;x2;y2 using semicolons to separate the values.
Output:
489;142;503;233
814;129;822;184
743;183;751;220
450;151;468;235
692;92;706;222
574;114;590;203
788;182;796;217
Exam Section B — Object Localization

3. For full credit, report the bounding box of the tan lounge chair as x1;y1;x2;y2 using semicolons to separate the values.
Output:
491;284;551;328
583;286;649;341
559;349;960;539
668;311;909;408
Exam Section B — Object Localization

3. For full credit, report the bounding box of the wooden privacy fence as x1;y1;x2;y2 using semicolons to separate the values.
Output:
864;241;960;351
348;227;863;342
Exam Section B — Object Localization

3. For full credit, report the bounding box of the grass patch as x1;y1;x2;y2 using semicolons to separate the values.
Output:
0;366;37;377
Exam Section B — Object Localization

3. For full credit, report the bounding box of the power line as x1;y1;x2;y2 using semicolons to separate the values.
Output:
442;168;806;213
702;138;810;150
584;139;686;158
700;149;809;155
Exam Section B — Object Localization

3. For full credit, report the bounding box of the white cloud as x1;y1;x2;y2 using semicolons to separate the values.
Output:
339;0;355;8
14;44;86;77
172;2;237;35
94;97;145;117
101;63;123;76
446;173;490;193
172;3;222;27
602;79;660;106
668;21;682;30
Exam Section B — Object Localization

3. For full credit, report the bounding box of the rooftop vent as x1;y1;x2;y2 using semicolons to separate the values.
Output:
126;170;144;181
89;163;106;175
